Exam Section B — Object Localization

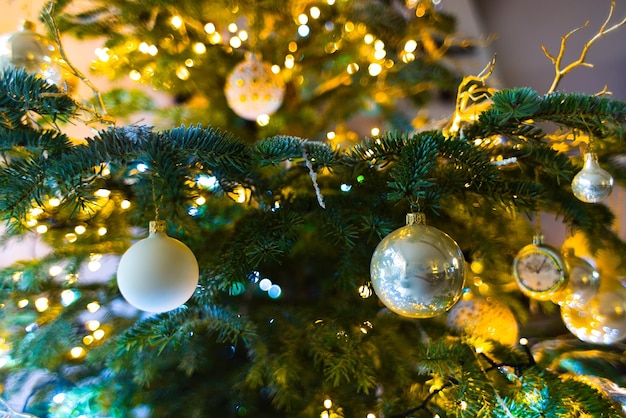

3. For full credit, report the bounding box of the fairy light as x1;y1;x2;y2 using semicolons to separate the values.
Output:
298;25;311;37
193;42;207;54
271;64;281;75
97;227;107;236
176;67;191;80
347;62;359;74
366;415;376;418
17;299;29;308
170;15;183;29
519;337;528;346
323;399;332;409
70;346;85;359
93;329;105;340
36;225;48;234
228;22;238;33
49;265;63;277
459;400;468;410
195;196;206;205
94;47;110;62
404;39;418;53
120;199;131;209
209;32;222;44
229;36;242;48
83;335;94;345
326;131;336;140
48;197;61;207
30;207;44;216
285;54;295;69
61;289;78;307
129;70;141;81
88;254;102;272
368;63;382;76
12;272;22;282
86;301;101;313
204;22;216;34
34;297;49;312
85;320;100;332
370;127;380;137
94;188;111;198
238;30;248;41
25;219;37;227
65;232;77;243
364;34;375;44
75;225;87;235
185;59;194;67
256;114;270;126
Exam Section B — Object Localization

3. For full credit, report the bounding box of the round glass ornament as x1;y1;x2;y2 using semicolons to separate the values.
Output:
571;152;614;203
561;283;626;345
117;220;199;312
0;20;63;85
552;249;600;307
370;213;465;318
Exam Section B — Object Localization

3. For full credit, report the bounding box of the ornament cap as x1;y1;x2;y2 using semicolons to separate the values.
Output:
149;220;167;234
532;234;544;245
406;212;425;225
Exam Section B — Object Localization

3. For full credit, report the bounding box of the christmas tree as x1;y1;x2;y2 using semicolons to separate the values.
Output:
1;1;626;417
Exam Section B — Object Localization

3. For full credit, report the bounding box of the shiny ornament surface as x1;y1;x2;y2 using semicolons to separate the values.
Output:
117;220;199;312
370;213;465;318
571;152;614;203
0;21;63;85
552;250;600;307
446;296;519;346
561;284;626;345
224;54;285;120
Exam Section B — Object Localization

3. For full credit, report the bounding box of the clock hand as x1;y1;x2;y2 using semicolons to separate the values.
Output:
535;256;547;273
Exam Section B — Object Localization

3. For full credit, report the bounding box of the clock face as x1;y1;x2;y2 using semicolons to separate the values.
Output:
514;245;566;300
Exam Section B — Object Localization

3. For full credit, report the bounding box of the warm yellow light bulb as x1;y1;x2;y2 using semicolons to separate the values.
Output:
229;36;242;48
195;196;206;205
70;346;86;359
75;225;87;235
85;320;100;331
368;63;382;76
193;42;207;54
36;225;48;234
48;198;61;207
256;114;270;126
94;188;111;198
34;297;49;312
30;207;44;216
129;70;141;81
120;199;131;209
86;301;101;313
310;7;321;19
204;22;216;34
17;299;29;308
93;329;105;340
48;265;63;277
176;67;190;80
83;335;94;345
323;398;332;409
171;15;183;29
97;227;107;236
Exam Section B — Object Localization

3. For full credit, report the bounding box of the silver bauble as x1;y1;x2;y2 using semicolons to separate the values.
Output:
370;213;465;318
571;152;614;203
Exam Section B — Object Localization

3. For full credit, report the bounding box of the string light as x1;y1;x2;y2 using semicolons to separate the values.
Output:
34;297;49;312
85;320;100;331
120;199;131;209
86;301;101;313
74;225;87;235
36;224;48;234
49;265;63;277
93;329;105;340
69;346;86;359
48;197;61;207
17;299;29;308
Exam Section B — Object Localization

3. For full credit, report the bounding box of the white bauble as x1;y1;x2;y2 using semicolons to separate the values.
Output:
117;220;199;312
0;20;63;85
370;213;465;318
224;53;285;120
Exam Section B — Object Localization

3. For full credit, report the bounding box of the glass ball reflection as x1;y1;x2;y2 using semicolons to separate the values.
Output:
370;215;465;318
561;284;626;345
552;251;600;307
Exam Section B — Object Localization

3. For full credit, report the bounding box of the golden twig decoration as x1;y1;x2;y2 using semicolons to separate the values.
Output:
543;0;626;94
41;1;116;127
